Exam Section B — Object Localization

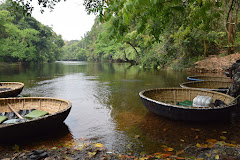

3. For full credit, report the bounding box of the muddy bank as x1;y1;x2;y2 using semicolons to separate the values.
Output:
188;53;240;73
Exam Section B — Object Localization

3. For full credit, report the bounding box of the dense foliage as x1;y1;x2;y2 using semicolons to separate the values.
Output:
4;0;240;69
60;0;240;69
0;2;64;63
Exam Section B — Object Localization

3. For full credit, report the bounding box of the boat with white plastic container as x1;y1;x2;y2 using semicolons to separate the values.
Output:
139;88;237;121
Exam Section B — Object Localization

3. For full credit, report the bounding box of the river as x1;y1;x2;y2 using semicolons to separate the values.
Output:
1;61;240;155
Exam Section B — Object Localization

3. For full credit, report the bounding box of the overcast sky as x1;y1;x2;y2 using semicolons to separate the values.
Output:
32;0;96;41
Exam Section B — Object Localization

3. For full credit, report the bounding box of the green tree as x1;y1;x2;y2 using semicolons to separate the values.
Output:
0;4;64;63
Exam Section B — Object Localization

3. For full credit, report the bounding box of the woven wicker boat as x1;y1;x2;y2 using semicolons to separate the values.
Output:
0;82;24;98
180;80;231;93
0;97;72;139
187;75;230;82
139;88;236;121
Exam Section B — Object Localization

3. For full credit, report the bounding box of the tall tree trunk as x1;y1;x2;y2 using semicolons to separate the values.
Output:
225;0;239;54
232;0;239;49
227;4;233;54
203;36;207;57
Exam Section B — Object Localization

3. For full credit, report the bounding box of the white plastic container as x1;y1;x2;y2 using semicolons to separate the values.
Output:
193;95;213;107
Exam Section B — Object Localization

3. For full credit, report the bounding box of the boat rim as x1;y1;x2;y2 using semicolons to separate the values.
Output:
0;97;72;128
180;81;230;92
139;87;236;110
0;82;24;85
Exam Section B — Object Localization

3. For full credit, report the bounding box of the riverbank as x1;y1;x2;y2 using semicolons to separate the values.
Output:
188;53;240;73
1;57;240;160
1;138;240;159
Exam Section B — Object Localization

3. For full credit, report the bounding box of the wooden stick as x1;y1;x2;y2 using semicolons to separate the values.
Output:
7;103;24;119
228;94;240;105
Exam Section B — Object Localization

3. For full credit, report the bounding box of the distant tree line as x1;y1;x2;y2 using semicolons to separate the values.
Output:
0;1;64;63
3;0;240;69
61;0;240;70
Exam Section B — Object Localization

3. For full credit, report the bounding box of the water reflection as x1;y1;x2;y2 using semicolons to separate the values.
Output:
0;123;73;147
139;112;240;151
0;61;236;155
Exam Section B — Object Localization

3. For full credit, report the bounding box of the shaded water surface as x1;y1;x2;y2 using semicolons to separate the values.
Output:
0;61;238;154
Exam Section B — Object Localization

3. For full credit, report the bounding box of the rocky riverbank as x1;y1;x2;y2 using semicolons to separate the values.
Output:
1;139;240;160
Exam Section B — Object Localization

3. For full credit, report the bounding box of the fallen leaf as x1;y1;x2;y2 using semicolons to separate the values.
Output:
214;150;219;154
77;147;83;151
220;136;227;140
94;143;104;148
51;147;57;150
127;143;132;149
224;143;236;147
196;143;209;148
163;128;167;132
206;139;217;143
161;145;168;148
205;153;211;157
196;143;202;148
215;155;219;159
161;154;172;158
180;139;184;142
117;154;122;159
155;154;162;159
221;131;227;134
195;135;199;139
215;141;226;146
176;150;184;155
88;152;97;158
77;143;85;150
176;157;185;160
154;152;162;155
164;147;174;152
207;143;216;148
140;151;147;156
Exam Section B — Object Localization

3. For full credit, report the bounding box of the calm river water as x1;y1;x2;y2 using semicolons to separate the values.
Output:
1;61;240;154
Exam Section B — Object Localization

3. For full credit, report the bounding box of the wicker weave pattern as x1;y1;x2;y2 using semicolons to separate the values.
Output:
180;81;231;90
0;97;72;129
0;97;70;114
0;82;24;98
0;82;24;90
187;76;230;82
141;88;235;109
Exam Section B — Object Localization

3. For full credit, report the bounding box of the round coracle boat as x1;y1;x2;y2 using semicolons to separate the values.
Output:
187;75;230;82
139;88;237;121
0;97;72;139
0;82;24;98
180;80;231;93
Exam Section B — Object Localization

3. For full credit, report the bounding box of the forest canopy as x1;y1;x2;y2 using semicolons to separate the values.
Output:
2;0;240;69
0;1;64;63
61;0;240;69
